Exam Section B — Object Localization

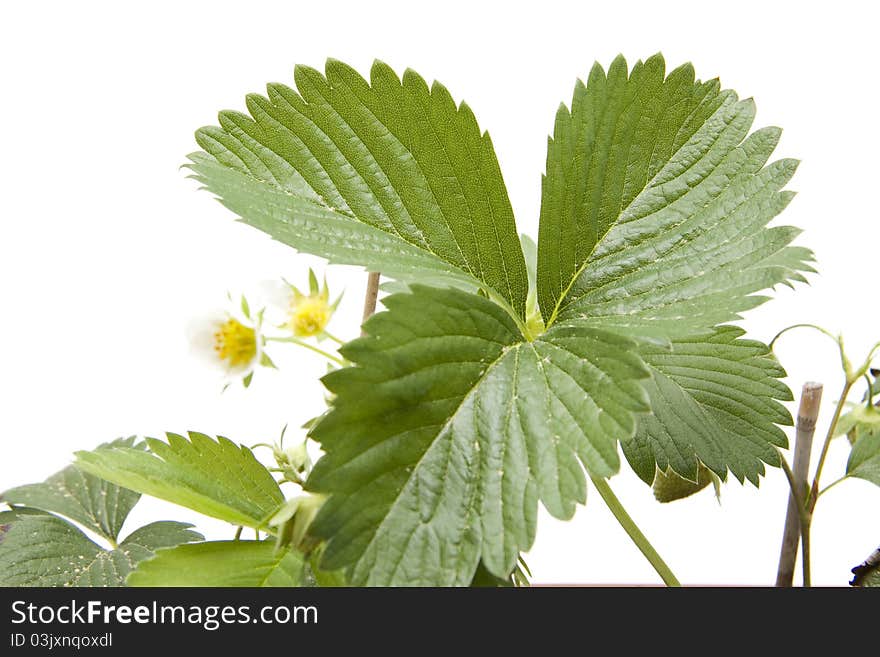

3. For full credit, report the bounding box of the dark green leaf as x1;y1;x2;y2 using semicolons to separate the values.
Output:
307;285;648;585
0;512;201;587
538;54;812;337
188;60;529;318
622;327;792;485
1;437;142;542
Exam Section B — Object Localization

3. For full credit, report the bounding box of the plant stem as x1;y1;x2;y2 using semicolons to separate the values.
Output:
809;380;853;511
801;519;811;587
589;475;681;587
266;336;346;366
817;476;849;498
776;382;822;587
322;331;345;346
361;272;381;333
768;323;838;351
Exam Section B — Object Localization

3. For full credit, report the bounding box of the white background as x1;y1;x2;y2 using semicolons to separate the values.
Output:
2;0;878;586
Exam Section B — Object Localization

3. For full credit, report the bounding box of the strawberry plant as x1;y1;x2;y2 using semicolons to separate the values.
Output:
2;54;876;587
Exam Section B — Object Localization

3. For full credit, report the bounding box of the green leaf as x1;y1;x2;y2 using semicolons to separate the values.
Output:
847;427;880;487
622;326;792;485
651;463;720;503
127;541;304;587
120;521;205;562
75;432;284;529
837;371;880;443
307;547;347;587
537;54;812;337
1;437;142;542
0;511;201;587
188;59;528;318
307;285;648;585
836;405;880;442
521;233;538;307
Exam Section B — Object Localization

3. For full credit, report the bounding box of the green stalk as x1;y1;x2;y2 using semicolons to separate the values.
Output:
808;380;853;509
266;336;346;366
590;475;681;587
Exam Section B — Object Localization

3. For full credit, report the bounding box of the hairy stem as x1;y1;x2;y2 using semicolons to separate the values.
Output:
590;475;681;587
776;382;822;587
361;272;381;333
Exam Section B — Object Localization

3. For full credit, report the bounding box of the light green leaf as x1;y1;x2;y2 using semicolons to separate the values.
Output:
836;405;880;442
75;432;284;529
537;54;812;337
127;541;304;587
837;371;880;443
1;437;141;542
307;285;648;585
847;427;880;487
622;326;792;485
0;511;201;587
651;464;720;503
188;59;528;318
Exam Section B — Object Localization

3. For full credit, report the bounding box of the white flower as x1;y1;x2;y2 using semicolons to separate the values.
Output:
187;310;262;380
260;270;341;338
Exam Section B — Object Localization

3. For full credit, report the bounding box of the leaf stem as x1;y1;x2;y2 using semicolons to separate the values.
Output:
768;323;838;351
265;336;346;366
817;476;849;499
808;380;853;511
322;331;345;346
361;272;381;333
589;475;681;587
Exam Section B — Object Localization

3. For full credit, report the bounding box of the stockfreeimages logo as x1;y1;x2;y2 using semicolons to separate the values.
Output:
11;600;317;632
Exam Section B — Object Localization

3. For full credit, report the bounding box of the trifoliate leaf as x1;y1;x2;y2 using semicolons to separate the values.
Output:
188;59;528;318
622;327;792;485
127;541;304;587
0;510;201;587
537;54;812;337
1;437;142;542
75;432;284;529
847;427;880;487
307;285;648;585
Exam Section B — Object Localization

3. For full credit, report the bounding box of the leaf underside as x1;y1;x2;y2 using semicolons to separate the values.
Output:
127;541;304;587
307;285;648;585
623;326;793;485
75;432;284;529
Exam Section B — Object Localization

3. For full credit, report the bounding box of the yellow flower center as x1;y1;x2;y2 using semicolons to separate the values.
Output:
213;318;257;367
289;296;330;337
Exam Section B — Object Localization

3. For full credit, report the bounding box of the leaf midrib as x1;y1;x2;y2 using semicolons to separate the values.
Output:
543;91;733;328
356;341;516;583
